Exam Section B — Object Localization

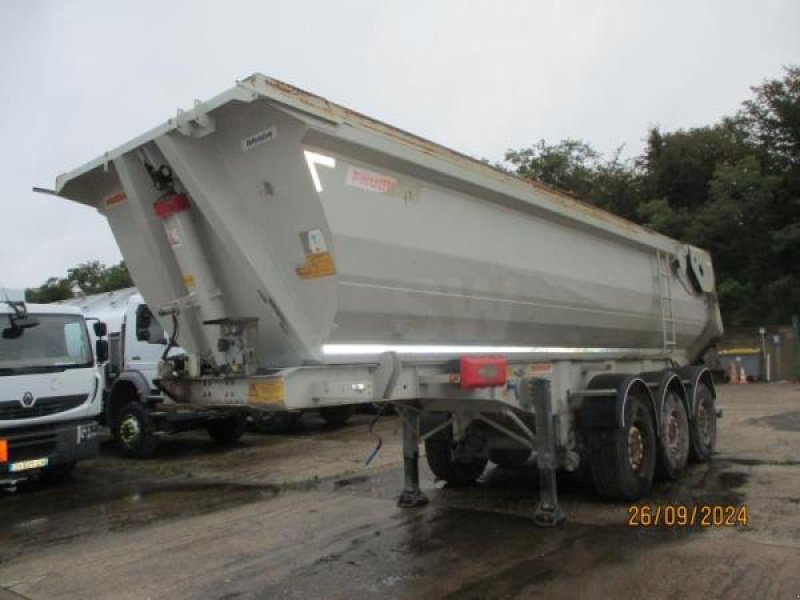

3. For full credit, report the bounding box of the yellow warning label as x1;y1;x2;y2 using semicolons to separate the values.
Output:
248;379;285;406
183;274;195;288
296;252;336;279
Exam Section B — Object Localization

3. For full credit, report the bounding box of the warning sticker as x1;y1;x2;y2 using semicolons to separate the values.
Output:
241;126;277;152
103;191;127;209
182;274;195;288
248;379;285;406
346;167;398;193
296;252;336;279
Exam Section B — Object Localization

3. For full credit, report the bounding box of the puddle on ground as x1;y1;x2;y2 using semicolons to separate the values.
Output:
749;410;800;432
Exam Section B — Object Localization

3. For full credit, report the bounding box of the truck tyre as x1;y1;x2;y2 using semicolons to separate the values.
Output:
319;405;355;427
689;383;716;463
41;461;77;483
115;402;159;458
207;415;247;445
489;449;531;468
588;394;656;501
656;390;690;480
425;439;488;486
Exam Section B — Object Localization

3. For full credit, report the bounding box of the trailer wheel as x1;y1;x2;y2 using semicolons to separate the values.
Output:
425;439;488;486
656;390;690;479
319;405;355;427
588;394;656;501
116;402;158;459
689;383;716;463
489;449;531;468
207;415;247;445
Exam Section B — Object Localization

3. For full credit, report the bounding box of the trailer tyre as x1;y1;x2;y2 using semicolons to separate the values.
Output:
588;394;657;501
425;439;488;486
489;449;531;468
319;405;355;428
656;390;690;480
116;402;158;459
689;383;716;463
207;415;247;445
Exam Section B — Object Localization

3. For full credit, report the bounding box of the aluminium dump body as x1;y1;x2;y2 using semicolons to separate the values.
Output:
55;74;723;368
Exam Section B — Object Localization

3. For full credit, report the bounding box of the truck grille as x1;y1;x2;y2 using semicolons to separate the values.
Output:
0;395;87;421
7;428;59;462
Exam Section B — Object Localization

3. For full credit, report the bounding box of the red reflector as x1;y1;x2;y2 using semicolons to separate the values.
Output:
153;193;191;219
459;356;507;390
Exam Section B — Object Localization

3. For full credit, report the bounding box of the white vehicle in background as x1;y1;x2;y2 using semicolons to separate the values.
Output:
61;288;353;457
1;289;104;487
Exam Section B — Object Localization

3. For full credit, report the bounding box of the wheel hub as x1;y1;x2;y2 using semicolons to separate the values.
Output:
628;425;644;471
120;416;141;446
666;412;681;455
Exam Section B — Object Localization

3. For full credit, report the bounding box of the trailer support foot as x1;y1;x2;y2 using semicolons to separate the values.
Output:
526;378;566;527
397;410;428;508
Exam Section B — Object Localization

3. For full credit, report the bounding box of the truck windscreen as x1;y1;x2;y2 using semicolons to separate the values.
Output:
0;314;92;373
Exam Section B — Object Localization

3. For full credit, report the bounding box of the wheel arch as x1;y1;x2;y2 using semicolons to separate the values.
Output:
581;373;657;429
675;366;716;418
640;370;691;433
107;371;150;425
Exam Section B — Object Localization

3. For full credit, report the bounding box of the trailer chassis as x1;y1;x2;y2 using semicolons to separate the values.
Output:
156;351;717;525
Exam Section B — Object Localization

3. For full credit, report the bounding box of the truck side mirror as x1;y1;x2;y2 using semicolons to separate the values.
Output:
93;321;107;337
96;339;109;363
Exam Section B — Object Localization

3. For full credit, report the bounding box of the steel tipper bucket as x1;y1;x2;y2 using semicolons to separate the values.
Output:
56;74;722;371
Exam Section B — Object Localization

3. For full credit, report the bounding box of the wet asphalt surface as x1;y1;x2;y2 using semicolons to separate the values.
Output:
1;384;800;599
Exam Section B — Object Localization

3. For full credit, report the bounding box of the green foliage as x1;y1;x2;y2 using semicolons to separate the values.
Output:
27;261;133;303
504;66;800;327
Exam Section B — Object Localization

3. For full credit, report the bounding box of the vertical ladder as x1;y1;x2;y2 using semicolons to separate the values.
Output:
657;250;677;351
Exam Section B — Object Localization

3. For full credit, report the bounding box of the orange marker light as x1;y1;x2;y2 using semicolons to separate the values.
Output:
0;440;7;463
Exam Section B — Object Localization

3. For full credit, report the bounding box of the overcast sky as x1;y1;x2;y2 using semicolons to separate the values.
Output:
0;0;798;289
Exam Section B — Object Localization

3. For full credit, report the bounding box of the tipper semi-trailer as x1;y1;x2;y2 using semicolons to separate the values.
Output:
54;74;723;525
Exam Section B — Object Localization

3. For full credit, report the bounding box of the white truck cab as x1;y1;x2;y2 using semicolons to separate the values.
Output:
60;288;252;457
1;289;104;487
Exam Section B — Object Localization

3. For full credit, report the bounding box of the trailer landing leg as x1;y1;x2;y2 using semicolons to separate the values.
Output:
397;410;429;508
526;378;566;527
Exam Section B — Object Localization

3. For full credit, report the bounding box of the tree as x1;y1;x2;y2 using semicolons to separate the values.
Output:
503;66;800;327
27;261;134;302
742;66;800;170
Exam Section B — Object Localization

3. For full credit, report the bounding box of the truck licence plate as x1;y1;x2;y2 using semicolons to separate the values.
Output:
8;458;49;472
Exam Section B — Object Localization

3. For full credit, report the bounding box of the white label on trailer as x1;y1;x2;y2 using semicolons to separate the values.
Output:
306;229;327;255
166;225;181;247
241;127;277;152
346;167;398;193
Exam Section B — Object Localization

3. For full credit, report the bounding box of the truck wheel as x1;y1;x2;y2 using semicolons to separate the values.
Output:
588;394;656;501
425;439;488;486
656;390;690;479
207;416;247;445
489;449;531;468
41;461;77;483
116;402;159;458
319;405;355;427
689;383;716;463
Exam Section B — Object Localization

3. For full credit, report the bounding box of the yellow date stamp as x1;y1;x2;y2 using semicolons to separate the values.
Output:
627;504;748;528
